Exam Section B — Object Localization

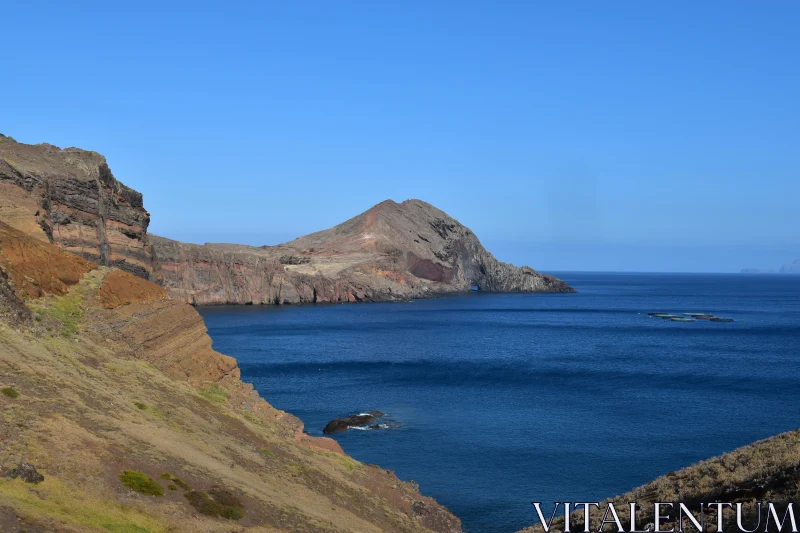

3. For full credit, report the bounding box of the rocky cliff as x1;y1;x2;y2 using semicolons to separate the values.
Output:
1;135;572;305
0;220;462;532
151;199;574;305
0;134;151;278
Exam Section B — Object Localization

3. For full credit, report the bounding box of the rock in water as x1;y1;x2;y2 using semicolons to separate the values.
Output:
323;413;379;434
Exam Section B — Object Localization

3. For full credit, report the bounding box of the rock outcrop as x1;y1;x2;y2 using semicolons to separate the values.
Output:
151;199;574;305
0;220;462;532
1;135;571;305
0;134;151;279
323;412;386;434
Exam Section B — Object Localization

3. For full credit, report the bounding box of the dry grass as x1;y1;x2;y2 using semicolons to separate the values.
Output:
0;266;460;533
518;429;800;533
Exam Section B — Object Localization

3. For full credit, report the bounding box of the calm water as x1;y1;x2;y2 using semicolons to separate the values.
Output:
199;273;800;533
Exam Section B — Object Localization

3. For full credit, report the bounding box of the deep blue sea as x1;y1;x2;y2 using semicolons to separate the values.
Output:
199;272;800;533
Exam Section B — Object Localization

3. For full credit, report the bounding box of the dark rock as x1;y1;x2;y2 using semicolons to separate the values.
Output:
323;413;378;434
3;463;45;484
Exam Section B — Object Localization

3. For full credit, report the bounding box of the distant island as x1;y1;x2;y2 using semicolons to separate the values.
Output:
779;259;800;273
741;259;800;274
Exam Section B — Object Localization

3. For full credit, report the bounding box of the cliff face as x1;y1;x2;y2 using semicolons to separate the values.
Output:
0;134;151;279
0;135;571;304
151;199;574;305
0;220;462;533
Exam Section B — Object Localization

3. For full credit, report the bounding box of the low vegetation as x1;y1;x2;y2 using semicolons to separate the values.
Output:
199;382;227;403
519;429;800;532
2;386;19;398
159;472;190;491
279;254;310;265
31;289;84;337
0;475;169;533
184;487;243;520
119;470;164;497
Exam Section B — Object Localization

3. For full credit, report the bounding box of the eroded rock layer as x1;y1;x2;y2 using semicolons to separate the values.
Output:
0;134;572;305
0;134;150;278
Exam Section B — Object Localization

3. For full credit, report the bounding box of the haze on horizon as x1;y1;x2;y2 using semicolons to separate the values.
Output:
3;2;798;273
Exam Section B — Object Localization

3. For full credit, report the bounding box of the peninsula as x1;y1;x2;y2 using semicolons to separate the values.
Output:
0;135;573;306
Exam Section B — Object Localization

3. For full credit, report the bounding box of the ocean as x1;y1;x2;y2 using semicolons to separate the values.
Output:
199;272;800;533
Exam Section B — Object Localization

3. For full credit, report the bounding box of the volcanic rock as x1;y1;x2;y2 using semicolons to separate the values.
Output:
324;413;380;434
0;135;151;279
3;463;44;484
151;199;575;305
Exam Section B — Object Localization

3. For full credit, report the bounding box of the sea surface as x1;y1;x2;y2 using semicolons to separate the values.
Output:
199;272;800;533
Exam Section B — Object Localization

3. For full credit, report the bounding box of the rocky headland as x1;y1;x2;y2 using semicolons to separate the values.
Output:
151;199;575;305
0;135;573;306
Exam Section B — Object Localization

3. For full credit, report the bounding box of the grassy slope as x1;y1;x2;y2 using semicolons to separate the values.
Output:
0;223;462;533
517;430;800;533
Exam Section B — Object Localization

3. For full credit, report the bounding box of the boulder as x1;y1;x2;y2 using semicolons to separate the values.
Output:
3;463;44;484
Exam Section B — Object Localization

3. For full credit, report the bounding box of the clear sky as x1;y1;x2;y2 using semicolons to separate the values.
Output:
3;1;798;272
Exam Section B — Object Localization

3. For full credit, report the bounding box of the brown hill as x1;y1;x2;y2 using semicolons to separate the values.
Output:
151;199;574;305
0;221;462;533
1;135;572;306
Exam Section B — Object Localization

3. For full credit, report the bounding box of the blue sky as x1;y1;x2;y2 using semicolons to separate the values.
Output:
3;1;798;272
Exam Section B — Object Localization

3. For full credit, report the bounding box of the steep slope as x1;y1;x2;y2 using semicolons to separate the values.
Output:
518;429;800;533
0;221;462;533
151;199;574;305
0;134;151;278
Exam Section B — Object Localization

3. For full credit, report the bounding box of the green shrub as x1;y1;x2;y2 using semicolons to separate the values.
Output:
134;402;147;410
120;470;164;496
199;383;227;403
2;387;19;398
260;448;276;458
159;472;190;491
32;291;84;337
